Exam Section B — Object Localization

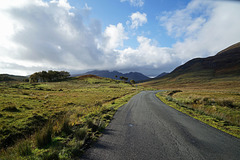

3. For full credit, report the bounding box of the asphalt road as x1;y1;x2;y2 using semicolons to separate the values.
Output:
82;91;240;160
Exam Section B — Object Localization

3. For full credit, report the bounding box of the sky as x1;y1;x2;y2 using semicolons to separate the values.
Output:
0;0;240;77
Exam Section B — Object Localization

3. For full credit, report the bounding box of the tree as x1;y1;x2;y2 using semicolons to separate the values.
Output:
29;70;70;83
119;76;128;82
130;80;135;85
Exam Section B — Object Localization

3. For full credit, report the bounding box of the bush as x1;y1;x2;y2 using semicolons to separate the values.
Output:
17;141;32;156
36;124;52;148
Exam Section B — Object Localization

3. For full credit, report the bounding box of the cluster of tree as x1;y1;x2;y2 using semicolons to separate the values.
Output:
29;70;70;83
119;76;128;82
115;75;135;84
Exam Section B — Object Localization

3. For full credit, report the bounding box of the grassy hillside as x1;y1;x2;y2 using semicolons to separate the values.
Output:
0;74;28;82
0;75;142;159
160;42;240;80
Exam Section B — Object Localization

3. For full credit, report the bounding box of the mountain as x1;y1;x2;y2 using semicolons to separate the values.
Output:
0;74;28;81
165;42;240;80
141;42;240;88
77;70;150;82
155;72;169;78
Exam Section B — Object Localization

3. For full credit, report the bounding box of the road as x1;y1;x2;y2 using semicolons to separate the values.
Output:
82;91;240;160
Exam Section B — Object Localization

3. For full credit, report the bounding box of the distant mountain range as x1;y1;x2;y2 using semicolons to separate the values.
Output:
73;70;150;82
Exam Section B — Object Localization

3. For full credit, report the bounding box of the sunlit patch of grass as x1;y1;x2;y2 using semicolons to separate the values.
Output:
156;91;240;138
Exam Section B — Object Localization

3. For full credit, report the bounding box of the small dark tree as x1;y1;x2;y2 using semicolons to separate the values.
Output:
130;80;135;85
119;76;128;82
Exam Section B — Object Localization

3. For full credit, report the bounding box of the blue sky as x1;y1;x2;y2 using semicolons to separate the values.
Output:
0;0;240;77
70;0;189;48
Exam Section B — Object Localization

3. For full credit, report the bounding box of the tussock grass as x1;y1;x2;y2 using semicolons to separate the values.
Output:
35;124;53;148
0;76;143;159
75;128;88;141
17;140;32;156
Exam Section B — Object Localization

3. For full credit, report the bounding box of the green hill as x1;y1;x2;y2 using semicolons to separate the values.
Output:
0;74;28;81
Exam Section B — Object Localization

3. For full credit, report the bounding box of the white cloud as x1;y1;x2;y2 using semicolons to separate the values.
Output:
120;0;144;7
103;23;128;51
84;3;92;11
0;0;106;75
159;0;211;38
50;0;73;10
159;0;240;61
116;36;177;72
130;12;147;29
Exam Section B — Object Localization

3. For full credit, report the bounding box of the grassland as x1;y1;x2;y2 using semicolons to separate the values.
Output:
0;75;142;159
141;77;240;138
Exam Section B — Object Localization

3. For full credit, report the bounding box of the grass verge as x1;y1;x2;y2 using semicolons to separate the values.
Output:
156;91;240;138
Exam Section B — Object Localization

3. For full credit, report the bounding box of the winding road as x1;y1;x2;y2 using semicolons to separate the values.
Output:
82;91;240;160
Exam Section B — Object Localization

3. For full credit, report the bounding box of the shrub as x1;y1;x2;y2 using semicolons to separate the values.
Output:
17;141;32;156
36;124;52;148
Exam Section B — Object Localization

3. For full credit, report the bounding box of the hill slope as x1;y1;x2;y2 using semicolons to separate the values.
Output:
165;42;240;80
0;74;28;81
141;42;240;89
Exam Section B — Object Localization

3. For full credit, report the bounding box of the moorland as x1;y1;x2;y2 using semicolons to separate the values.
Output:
0;75;142;159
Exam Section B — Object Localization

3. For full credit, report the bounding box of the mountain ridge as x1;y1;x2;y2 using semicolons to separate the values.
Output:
72;70;150;82
165;42;240;79
141;42;240;87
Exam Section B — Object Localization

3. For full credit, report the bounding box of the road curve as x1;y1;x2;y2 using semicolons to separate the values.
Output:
82;91;240;160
